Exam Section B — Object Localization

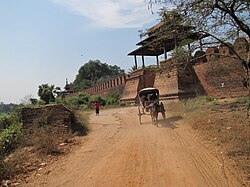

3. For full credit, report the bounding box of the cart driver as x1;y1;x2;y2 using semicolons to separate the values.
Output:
150;92;157;102
141;94;148;107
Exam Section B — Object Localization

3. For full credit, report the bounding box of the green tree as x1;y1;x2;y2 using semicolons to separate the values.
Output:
128;65;137;73
72;60;125;91
148;0;249;39
38;84;55;104
0;103;16;114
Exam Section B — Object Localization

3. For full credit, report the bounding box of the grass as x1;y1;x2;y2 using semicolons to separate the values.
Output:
167;96;250;185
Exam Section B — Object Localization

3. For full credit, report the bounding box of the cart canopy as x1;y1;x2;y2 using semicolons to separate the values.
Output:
139;87;159;97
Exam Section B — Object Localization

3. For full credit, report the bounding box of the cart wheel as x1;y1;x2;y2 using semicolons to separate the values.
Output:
138;106;142;124
160;102;166;119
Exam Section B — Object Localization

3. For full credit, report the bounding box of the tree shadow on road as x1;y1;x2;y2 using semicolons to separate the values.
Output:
158;115;183;129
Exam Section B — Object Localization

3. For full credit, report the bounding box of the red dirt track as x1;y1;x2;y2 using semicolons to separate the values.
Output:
25;107;241;187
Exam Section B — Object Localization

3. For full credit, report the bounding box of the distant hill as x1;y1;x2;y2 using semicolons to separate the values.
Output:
0;103;17;114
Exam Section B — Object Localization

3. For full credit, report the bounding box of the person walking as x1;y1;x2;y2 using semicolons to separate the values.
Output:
93;101;101;116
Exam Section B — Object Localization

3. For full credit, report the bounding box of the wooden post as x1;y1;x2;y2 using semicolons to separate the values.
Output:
134;55;138;69
156;55;159;67
142;55;145;68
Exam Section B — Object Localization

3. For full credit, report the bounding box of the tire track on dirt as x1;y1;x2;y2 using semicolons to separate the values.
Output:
163;120;237;187
23;106;242;187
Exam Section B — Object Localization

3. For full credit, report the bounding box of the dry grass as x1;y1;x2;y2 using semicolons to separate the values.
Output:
166;97;250;185
1;110;89;185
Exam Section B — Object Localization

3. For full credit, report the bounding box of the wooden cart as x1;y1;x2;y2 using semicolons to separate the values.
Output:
138;87;166;126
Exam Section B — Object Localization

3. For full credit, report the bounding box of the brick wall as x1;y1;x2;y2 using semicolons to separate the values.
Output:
194;58;248;98
120;68;156;102
154;68;179;98
67;37;249;101
193;37;249;99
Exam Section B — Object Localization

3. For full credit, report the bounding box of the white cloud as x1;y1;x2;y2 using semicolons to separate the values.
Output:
51;0;160;29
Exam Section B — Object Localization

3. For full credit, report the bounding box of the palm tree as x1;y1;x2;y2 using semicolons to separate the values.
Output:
38;84;55;104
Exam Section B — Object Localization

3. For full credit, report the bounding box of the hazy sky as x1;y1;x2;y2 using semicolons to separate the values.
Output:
0;0;161;104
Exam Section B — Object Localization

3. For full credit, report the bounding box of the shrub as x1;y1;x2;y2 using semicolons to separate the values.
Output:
72;111;89;136
0;114;12;129
90;96;106;107
0;123;22;154
236;96;248;103
0;155;9;182
0;106;23;154
105;93;120;105
37;100;46;105
206;96;214;102
76;94;89;105
55;94;90;110
180;96;208;112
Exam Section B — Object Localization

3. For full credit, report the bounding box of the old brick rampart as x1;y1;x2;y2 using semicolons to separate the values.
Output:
193;37;249;99
66;37;249;102
121;68;156;102
85;76;126;96
154;67;179;99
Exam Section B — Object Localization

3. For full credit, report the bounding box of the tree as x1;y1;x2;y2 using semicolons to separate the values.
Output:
148;0;249;38
72;60;125;91
128;65;138;73
38;84;55;104
0;103;16;114
147;0;250;98
20;94;34;105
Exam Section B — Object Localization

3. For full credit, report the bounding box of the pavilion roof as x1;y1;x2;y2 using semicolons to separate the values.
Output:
128;22;208;56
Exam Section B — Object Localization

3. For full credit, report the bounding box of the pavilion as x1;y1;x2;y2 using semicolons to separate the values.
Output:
128;21;208;69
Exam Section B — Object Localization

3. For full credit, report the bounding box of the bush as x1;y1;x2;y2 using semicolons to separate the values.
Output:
37;100;46;105
0;123;22;154
179;96;208;112
0;114;12;129
55;94;90;110
0;155;9;182
0;106;23;154
76;94;89;105
56;91;121;110
90;96;106;107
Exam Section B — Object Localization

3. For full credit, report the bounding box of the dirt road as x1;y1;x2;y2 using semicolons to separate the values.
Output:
25;106;241;187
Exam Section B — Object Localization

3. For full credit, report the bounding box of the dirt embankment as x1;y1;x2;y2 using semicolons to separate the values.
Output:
22;106;244;187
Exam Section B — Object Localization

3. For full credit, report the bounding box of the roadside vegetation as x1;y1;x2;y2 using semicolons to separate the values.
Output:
0;59;126;185
0;88;123;184
55;92;122;110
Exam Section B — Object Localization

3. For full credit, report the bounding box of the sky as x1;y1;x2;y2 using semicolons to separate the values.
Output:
0;0;162;104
